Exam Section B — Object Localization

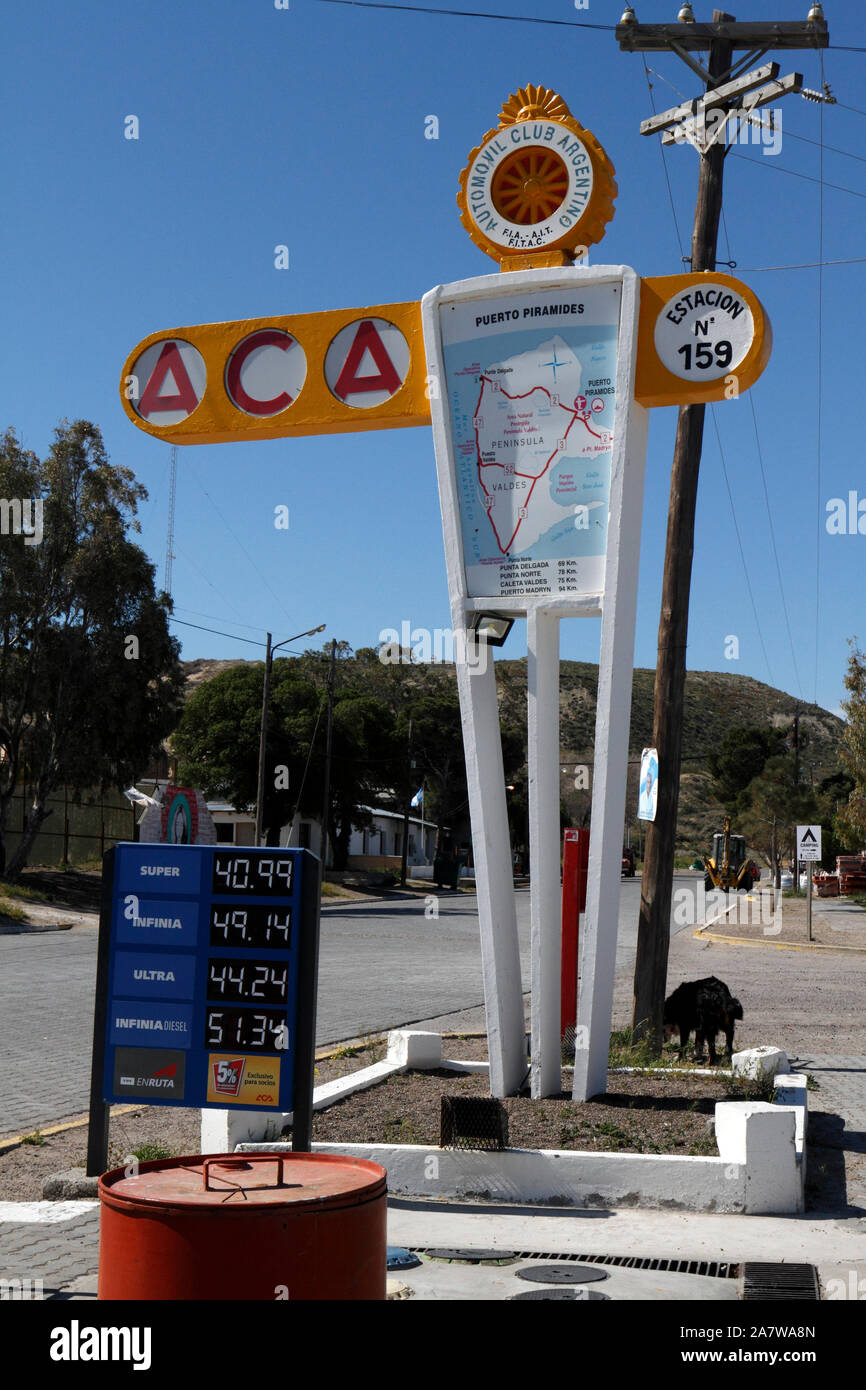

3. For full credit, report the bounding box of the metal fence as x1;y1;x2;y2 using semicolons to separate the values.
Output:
2;786;138;867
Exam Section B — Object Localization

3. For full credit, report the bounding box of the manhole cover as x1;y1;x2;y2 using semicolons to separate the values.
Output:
425;1247;517;1265
510;1289;610;1301
516;1264;609;1285
387;1246;422;1271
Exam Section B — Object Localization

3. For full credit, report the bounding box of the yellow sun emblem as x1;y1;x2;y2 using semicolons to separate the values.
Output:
457;86;617;271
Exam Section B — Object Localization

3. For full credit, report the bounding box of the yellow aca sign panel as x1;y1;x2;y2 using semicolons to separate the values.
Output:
120;272;770;445
120;301;429;445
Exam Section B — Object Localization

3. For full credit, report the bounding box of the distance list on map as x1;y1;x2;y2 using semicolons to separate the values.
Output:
440;282;621;601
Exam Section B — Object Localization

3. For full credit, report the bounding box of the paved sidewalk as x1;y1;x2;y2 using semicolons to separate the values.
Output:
0;1203;99;1298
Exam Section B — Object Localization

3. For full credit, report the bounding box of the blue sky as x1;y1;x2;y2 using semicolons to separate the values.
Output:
3;0;865;714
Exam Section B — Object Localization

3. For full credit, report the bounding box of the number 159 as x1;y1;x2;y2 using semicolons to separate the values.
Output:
677;340;732;370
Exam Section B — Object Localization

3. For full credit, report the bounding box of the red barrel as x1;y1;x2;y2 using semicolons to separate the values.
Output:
98;1152;387;1300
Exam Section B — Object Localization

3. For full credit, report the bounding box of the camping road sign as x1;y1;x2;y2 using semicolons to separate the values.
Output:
796;825;822;862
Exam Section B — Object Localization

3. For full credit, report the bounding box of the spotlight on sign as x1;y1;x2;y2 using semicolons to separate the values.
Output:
469;613;515;647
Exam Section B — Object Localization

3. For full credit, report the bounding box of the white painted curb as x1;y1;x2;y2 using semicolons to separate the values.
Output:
225;1030;808;1214
732;1045;789;1080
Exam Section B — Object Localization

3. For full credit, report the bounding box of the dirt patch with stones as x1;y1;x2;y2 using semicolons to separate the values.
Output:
305;1066;763;1156
0;1034;786;1202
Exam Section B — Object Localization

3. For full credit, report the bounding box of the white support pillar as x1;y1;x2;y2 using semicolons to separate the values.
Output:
454;628;528;1097
527;609;562;1098
572;273;649;1102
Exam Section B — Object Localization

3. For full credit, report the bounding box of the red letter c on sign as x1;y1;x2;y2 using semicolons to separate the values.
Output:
226;330;303;416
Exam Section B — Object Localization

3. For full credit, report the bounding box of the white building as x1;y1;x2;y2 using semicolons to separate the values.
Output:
204;800;436;871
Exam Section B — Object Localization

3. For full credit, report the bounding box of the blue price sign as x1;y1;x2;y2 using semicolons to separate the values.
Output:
87;843;321;1169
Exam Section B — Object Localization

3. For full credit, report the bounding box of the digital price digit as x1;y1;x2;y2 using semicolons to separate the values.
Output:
210;908;249;943
204;1006;286;1051
212;852;294;896
207;959;289;1004
208;904;292;948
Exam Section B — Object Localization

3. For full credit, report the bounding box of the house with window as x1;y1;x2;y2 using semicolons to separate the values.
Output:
202;799;436;871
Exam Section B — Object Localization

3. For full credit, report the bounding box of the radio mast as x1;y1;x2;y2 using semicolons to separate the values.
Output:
164;444;177;597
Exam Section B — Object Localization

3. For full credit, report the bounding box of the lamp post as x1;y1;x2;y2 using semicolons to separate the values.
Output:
255;624;326;846
320;638;337;868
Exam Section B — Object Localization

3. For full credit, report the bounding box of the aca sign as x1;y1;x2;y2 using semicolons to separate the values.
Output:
120;302;428;444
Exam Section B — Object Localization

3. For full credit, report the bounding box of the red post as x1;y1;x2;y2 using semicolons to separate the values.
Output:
561;828;590;1036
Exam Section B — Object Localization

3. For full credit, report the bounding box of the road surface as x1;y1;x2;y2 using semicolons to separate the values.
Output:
0;876;693;1135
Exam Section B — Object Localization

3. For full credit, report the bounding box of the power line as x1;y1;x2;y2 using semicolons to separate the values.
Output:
186;461;297;628
748;394;804;701
739;256;866;271
173;548;250;624
728;150;866;200
644;63;689;104
709;408;775;689
782;127;866;166
172;604;269;636
314;0;614;28
640;57;799;699
710;196;805;702
642;57;685;260
169;616;317;657
170;618;266;648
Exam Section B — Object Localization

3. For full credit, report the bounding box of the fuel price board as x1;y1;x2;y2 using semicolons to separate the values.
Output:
87;844;320;1173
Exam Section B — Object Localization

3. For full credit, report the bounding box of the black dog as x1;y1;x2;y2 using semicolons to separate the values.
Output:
663;976;743;1065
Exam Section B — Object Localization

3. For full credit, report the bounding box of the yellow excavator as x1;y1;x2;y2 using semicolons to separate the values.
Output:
703;818;760;893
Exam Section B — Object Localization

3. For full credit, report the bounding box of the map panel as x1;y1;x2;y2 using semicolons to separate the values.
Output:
439;283;621;601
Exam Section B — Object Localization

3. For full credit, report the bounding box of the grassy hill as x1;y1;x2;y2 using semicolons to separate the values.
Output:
497;660;843;857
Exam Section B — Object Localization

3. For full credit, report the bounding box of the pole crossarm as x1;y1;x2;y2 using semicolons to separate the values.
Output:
617;19;828;54
641;61;780;135
659;71;804;152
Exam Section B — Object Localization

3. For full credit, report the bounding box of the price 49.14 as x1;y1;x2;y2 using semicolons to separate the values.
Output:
677;340;733;372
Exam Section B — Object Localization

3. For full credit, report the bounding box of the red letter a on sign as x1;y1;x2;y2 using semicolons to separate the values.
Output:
333;320;402;401
138;342;200;418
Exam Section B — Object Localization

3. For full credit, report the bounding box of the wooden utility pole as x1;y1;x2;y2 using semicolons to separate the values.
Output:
618;6;829;1044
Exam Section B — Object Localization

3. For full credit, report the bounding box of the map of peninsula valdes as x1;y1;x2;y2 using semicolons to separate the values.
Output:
440;283;621;600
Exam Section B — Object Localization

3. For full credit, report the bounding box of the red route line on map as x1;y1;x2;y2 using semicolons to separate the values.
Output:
473;376;604;555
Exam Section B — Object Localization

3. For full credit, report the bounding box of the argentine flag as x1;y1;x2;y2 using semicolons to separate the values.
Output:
410;788;424;808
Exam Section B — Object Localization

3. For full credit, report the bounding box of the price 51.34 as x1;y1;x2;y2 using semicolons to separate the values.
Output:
677;340;732;371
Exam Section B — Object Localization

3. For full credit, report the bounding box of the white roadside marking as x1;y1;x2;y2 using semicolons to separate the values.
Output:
0;1201;99;1223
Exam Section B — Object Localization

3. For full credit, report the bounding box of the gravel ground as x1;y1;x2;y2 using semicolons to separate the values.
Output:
618;924;866;1055
703;894;866;950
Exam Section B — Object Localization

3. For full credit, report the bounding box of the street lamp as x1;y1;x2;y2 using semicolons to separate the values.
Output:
255;624;326;846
